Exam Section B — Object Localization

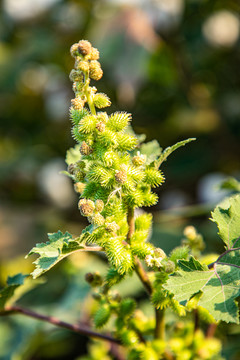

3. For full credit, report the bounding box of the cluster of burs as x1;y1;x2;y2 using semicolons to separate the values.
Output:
67;40;165;274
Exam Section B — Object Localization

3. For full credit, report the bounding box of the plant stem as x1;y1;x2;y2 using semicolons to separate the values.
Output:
155;308;165;339
126;206;165;340
206;323;217;338
134;257;153;295
193;308;199;332
86;91;96;115
1;306;120;344
127;206;135;243
84;75;96;115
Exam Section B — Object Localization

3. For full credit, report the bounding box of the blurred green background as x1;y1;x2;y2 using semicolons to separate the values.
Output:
0;0;240;359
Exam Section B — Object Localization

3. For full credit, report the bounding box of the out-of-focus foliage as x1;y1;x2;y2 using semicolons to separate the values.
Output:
1;0;240;359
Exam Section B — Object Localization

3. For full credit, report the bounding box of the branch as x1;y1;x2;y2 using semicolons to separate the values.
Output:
134;257;152;295
1;305;120;344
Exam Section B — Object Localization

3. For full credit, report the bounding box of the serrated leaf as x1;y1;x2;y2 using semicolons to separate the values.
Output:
164;256;240;323
156;138;196;168
211;195;240;249
0;274;27;309
27;231;85;279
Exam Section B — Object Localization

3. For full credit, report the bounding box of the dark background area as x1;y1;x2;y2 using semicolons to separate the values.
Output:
0;0;240;359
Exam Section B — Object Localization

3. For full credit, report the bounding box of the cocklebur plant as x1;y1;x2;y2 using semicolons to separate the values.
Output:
1;40;240;360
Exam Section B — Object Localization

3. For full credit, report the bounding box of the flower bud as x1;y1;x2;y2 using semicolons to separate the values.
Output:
106;221;120;234
78;199;95;216
76;160;86;169
78;40;92;56
90;47;100;60
70;43;79;57
68;163;76;175
97;112;108;123
74;182;85;194
163;260;175;274
72;81;84;94
154;248;166;259
132;152;146;166
145;255;154;267
183;226;197;240
80;141;92;155
115;170;127;184
77;60;89;72
69;69;82;82
74;169;85;182
92;292;102;301
85;272;94;283
95;199;104;213
88;213;105;226
85;271;103;287
71;97;85;111
89;60;103;80
96;121;105;132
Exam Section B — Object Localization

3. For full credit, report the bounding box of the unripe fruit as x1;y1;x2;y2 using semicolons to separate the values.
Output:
94;304;111;328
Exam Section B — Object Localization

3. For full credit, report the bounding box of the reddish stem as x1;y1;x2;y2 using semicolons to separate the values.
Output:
1;305;120;344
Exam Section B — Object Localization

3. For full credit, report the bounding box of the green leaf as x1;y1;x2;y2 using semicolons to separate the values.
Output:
139;140;162;165
65;145;81;165
164;256;240;323
156;138;196;168
0;274;27;309
211;195;240;249
219;177;240;192
26;231;85;279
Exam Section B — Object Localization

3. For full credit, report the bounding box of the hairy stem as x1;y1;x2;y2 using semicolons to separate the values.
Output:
126;206;165;340
1;306;120;344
